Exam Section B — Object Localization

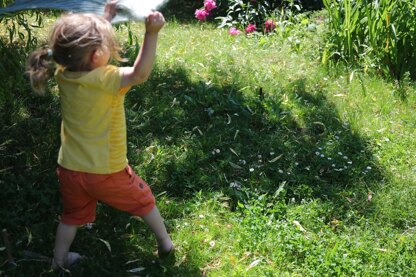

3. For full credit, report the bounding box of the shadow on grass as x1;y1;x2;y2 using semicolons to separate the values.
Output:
0;42;385;276
127;65;384;221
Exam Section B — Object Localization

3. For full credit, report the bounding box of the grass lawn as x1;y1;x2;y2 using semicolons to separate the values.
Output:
1;11;416;276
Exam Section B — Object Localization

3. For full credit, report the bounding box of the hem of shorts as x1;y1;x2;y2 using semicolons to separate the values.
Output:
128;201;156;217
61;216;96;226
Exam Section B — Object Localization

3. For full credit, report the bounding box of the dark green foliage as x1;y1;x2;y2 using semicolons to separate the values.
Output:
160;0;202;21
161;0;322;25
216;0;300;31
300;0;323;10
0;40;61;275
214;0;322;33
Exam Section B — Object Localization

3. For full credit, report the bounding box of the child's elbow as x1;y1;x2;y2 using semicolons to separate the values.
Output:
137;73;150;84
130;73;150;86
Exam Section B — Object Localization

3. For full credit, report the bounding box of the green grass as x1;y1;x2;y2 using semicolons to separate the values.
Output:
1;13;416;276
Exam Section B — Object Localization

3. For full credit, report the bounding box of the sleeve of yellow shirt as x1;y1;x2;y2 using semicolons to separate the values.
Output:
97;65;131;96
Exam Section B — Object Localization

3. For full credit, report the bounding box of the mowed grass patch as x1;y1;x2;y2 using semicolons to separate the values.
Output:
1;14;416;276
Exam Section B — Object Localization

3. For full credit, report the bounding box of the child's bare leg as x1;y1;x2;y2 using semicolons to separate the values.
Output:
52;222;79;269
141;206;173;253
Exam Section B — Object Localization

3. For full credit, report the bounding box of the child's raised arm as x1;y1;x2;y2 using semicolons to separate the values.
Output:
120;12;165;88
103;0;119;22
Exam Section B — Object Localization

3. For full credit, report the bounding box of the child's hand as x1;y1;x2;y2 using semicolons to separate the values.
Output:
145;12;165;34
103;0;119;21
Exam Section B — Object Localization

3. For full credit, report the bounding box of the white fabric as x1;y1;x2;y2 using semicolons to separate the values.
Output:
0;0;167;23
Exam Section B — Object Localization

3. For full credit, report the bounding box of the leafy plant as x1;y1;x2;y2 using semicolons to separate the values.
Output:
0;0;55;49
0;11;44;48
216;0;279;28
323;0;416;81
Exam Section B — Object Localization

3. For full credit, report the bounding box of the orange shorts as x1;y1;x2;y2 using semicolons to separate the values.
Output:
57;165;155;225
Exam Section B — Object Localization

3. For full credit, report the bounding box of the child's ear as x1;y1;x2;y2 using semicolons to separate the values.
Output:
90;50;99;63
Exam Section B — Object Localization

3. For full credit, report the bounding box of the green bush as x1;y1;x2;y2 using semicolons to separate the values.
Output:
323;0;416;81
192;0;322;34
301;0;324;10
160;0;202;21
216;0;281;31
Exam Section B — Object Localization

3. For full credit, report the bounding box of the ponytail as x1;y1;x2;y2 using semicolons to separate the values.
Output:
26;46;54;95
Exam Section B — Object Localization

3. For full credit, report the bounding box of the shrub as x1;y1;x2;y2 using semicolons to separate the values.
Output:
301;0;324;10
161;0;202;21
162;0;322;22
215;0;281;31
194;0;316;35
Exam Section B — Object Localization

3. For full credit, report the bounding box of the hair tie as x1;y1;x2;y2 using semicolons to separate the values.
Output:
47;48;53;57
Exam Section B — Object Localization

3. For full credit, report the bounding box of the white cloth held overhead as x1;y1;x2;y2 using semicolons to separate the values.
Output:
0;0;167;23
114;0;166;22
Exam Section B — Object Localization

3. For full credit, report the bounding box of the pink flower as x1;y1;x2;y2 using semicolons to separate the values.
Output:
204;0;217;12
195;9;209;21
229;27;241;36
245;24;256;34
265;19;277;33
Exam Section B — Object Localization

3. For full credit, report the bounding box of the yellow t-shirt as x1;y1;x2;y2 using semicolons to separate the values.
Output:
55;65;130;174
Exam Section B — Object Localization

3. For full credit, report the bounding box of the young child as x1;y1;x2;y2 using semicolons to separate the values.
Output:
26;2;173;271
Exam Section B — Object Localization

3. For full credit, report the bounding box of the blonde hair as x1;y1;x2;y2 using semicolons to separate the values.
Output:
26;13;125;94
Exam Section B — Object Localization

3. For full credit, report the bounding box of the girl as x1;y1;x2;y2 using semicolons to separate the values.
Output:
26;2;173;271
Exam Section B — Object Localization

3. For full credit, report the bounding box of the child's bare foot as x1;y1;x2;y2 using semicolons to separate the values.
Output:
51;252;82;271
158;243;175;259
